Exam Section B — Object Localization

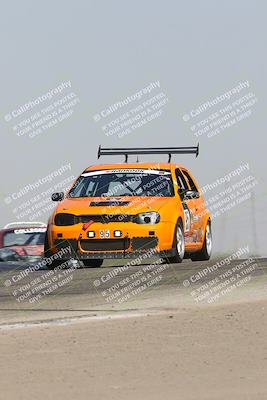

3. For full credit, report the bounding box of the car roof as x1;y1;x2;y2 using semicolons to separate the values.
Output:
84;162;186;171
2;226;45;230
1;223;47;232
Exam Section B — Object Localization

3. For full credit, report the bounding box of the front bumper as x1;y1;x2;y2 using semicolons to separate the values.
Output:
77;249;175;259
50;237;175;260
48;221;176;260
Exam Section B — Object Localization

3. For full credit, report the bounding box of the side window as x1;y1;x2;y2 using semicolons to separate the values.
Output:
175;169;189;190
181;170;198;192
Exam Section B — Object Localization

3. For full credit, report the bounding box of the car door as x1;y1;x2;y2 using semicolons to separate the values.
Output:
175;168;195;241
180;168;206;244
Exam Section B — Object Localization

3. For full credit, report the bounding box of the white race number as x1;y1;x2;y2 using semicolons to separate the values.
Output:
100;230;110;238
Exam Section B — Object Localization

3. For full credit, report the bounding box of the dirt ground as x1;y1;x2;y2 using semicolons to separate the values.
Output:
0;298;267;400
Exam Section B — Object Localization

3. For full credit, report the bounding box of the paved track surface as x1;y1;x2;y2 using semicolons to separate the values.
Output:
0;256;266;325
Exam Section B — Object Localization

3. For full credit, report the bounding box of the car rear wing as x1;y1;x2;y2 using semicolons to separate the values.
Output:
98;144;199;162
3;221;47;229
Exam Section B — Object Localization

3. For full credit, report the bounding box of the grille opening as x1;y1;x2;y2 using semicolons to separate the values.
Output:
132;237;158;251
80;238;130;251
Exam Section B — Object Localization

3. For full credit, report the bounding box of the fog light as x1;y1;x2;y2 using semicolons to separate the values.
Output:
87;231;95;238
114;230;122;237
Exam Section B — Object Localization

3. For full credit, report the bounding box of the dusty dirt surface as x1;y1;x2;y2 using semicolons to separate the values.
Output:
0;300;267;400
0;257;266;399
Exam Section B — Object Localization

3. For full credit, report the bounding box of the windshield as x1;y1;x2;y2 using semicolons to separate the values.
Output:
3;230;46;247
68;169;174;198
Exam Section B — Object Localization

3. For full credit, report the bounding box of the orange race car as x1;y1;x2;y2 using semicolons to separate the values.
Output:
44;146;212;268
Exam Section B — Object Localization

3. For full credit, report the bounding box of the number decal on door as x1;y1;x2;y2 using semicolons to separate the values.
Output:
184;209;191;232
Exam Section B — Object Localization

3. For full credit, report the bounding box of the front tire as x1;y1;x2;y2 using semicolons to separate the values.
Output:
191;221;212;261
44;231;67;270
47;260;66;270
82;259;103;268
165;220;185;264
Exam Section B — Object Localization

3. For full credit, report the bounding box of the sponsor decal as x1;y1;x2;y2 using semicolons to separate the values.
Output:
14;228;46;234
81;169;171;177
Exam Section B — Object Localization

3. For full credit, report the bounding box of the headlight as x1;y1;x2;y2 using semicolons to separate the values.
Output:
54;213;76;226
134;212;160;224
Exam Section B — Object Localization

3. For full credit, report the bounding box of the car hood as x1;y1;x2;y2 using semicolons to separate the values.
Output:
55;196;177;215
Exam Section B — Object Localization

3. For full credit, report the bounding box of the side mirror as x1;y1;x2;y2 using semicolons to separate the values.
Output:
178;188;186;199
184;190;200;199
51;192;64;201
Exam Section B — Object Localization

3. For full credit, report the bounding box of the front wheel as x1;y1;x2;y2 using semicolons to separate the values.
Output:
46;260;66;270
191;221;212;261
165;220;185;264
82;259;103;268
44;231;67;270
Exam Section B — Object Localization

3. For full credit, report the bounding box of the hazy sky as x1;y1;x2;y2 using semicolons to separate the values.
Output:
1;0;266;255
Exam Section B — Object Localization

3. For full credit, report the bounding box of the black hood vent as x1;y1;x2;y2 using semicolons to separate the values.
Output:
90;201;130;207
80;214;133;223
